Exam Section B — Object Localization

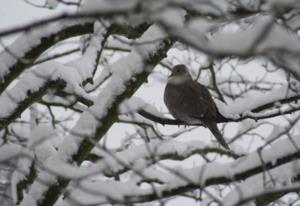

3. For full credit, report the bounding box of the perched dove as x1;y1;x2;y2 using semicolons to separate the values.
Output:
164;64;229;149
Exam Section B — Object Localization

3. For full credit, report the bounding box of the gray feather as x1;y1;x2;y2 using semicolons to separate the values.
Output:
204;120;230;150
164;64;230;150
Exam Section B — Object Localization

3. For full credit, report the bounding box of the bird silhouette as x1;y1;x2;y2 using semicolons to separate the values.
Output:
164;64;229;150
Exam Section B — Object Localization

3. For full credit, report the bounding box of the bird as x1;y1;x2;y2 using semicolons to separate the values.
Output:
164;64;229;150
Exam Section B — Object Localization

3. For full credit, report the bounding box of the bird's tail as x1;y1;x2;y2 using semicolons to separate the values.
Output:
204;121;230;150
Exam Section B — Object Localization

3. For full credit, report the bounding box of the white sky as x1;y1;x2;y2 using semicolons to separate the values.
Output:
0;0;74;43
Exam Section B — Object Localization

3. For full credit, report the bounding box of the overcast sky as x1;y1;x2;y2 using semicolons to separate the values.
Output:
0;0;74;43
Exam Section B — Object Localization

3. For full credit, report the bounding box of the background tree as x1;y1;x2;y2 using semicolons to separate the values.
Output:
1;0;300;205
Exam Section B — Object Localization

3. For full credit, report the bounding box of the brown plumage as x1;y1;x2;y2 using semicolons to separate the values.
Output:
164;64;229;150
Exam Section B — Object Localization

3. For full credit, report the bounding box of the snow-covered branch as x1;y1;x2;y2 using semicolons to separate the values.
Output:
19;23;173;206
66;134;300;205
0;23;108;130
2;1;300;205
0;19;94;94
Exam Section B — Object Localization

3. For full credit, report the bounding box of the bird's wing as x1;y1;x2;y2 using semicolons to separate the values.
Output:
164;80;217;122
184;81;217;121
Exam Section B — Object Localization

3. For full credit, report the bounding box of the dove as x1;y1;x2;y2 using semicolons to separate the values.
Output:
164;64;229;149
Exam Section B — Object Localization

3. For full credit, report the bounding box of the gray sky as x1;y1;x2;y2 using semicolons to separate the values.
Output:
0;0;73;43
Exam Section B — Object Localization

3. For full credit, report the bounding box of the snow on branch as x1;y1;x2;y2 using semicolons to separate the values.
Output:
0;20;151;130
0;22;110;131
223;159;300;206
0;143;23;163
19;22;174;206
66;134;300;205
8;22;109;203
155;14;300;79
39;139;236;181
0;61;88;131
217;83;300;117
65;21;109;85
0;19;94;95
12;125;58;204
3;1;300;206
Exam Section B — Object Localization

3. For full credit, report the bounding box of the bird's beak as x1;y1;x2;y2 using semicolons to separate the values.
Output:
168;73;174;78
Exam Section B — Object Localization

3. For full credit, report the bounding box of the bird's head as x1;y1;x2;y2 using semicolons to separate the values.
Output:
168;64;192;84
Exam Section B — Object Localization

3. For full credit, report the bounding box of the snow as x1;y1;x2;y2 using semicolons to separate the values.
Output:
257;21;300;53
73;134;300;204
265;124;286;142
42;94;86;112
81;0;138;13
3;2;300;206
8;24;110;202
67;179;145;205
19;22;172;205
0;61;91;118
223;160;300;206
188;18;220;34
66;21;107;82
46;0;58;9
235;119;257;135
0;144;23;162
20;139;211;180
268;0;299;12
154;11;300;80
13;126;59;205
119;97;163;117
0;20;73;81
271;54;300;80
0;21;108;120
106;37;131;51
21;172;57;206
72;134;300;204
28;125;57;162
216;84;300;117
11;124;60;204
57;24;167;158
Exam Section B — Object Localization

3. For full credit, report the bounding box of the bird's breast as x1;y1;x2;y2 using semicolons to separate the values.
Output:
164;83;201;124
